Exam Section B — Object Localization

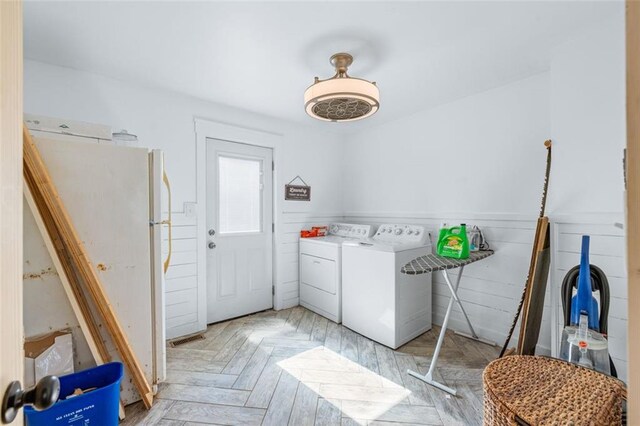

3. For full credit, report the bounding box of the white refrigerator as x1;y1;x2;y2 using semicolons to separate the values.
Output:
22;115;168;404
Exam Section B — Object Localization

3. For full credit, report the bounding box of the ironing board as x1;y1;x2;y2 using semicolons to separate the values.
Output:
401;250;495;396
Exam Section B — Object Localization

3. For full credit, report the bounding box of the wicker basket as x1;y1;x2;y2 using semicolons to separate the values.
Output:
483;356;626;425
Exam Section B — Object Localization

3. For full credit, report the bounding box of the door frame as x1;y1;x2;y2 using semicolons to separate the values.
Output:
0;0;23;424
194;118;282;329
626;0;639;422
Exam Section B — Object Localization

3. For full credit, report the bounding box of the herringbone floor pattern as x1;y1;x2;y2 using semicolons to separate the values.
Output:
123;307;498;425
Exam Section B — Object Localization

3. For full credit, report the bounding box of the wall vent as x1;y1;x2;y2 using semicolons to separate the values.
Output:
169;333;205;347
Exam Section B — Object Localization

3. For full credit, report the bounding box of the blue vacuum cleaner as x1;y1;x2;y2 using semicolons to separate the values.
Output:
559;235;615;376
570;236;600;330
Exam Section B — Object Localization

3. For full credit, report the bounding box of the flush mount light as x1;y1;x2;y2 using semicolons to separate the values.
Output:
304;53;379;122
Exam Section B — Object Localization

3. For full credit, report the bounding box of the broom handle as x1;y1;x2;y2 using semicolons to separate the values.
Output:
499;140;552;358
539;140;552;218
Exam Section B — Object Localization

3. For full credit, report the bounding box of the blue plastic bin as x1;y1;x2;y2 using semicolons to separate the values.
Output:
24;362;123;426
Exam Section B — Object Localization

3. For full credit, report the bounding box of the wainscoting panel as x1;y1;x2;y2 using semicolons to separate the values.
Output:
164;212;199;339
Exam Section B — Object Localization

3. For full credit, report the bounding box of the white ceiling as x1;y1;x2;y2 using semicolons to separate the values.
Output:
24;1;619;133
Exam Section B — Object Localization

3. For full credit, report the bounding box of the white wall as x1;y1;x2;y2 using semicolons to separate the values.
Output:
549;14;626;215
24;60;345;339
343;73;550;216
341;13;625;216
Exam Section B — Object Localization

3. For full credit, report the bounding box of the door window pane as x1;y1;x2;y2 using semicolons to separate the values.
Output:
218;155;262;233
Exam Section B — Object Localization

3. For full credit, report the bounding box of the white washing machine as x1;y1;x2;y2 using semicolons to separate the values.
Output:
342;224;432;349
299;223;375;323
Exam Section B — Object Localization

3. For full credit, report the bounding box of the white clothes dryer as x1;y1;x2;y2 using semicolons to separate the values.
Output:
299;223;375;323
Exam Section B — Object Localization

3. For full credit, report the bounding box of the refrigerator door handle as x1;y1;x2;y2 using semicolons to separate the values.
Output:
162;167;172;274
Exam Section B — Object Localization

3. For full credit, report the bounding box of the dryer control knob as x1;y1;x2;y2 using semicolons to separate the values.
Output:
395;229;402;235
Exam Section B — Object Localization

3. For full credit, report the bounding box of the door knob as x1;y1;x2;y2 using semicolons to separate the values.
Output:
2;376;60;423
208;242;216;249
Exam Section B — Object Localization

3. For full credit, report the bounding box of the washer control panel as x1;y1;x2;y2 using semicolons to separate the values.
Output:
329;223;375;239
374;224;428;244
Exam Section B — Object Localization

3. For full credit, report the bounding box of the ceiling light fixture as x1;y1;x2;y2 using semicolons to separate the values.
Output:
304;53;379;122
112;129;138;142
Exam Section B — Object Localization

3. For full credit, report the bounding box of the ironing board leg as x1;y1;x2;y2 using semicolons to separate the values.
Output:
441;267;480;339
407;270;459;396
442;268;496;346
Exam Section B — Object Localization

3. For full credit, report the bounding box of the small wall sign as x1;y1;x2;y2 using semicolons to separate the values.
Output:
285;176;311;201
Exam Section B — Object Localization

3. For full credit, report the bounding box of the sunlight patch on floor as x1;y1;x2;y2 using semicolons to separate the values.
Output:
245;320;315;341
278;346;412;424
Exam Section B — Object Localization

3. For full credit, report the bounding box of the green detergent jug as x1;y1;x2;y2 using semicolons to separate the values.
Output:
437;224;470;259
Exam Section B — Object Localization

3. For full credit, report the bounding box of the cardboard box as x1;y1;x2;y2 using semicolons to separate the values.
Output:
24;330;74;388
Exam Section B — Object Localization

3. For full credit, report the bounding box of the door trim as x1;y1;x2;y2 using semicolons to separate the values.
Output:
626;1;639;422
0;1;24;424
195;118;282;329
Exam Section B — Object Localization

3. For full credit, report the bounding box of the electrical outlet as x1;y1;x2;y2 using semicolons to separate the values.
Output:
184;202;197;217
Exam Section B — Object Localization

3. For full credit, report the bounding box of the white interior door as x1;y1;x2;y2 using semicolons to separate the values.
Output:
1;1;24;424
206;138;273;323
